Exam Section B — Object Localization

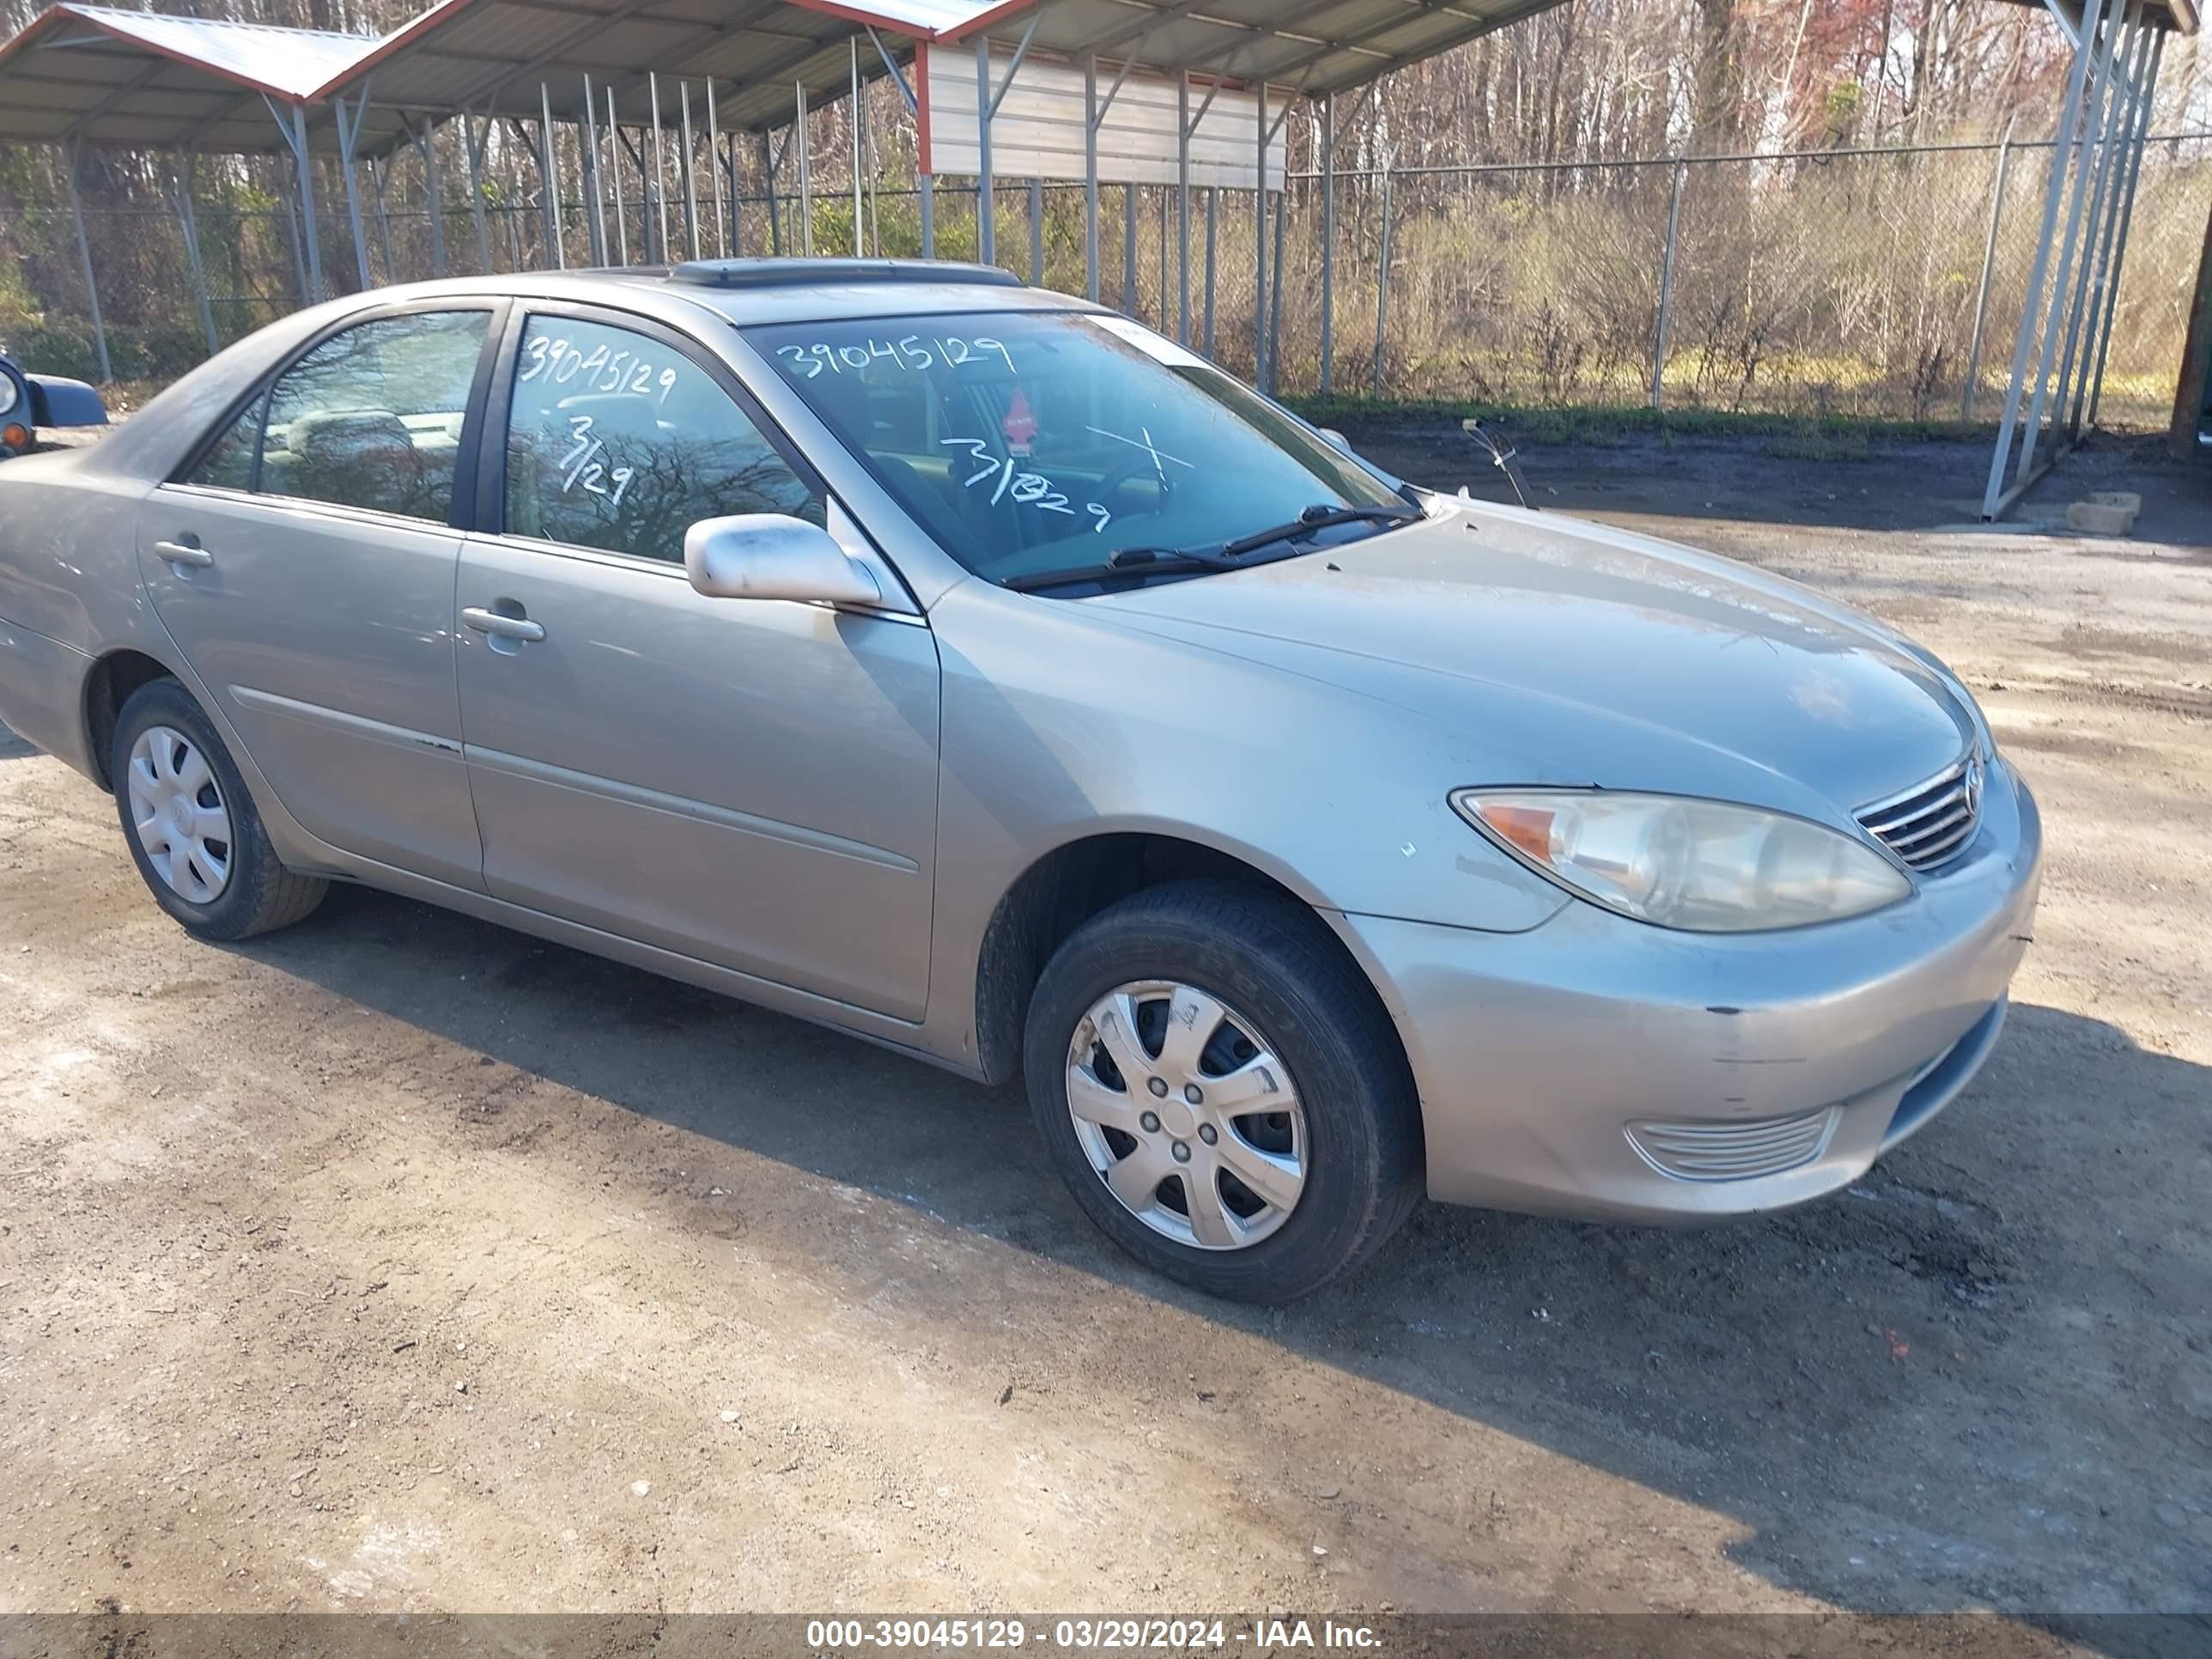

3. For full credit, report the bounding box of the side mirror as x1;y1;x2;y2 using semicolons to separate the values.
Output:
1314;426;1354;457
684;513;883;607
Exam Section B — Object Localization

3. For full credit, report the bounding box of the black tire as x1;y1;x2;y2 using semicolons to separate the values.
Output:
110;678;327;941
1023;879;1424;1303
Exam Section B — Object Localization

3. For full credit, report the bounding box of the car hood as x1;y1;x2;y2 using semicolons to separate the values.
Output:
1086;500;1974;819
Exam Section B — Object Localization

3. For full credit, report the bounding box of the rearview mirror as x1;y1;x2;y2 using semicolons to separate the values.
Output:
684;513;882;607
1314;426;1354;457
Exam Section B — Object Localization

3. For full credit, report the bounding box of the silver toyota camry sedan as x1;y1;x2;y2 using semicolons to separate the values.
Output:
0;258;2040;1301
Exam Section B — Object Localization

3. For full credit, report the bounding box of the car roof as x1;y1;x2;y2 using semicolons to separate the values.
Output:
350;260;1106;331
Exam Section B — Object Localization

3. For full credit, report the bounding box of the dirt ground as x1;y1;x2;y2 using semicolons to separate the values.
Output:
3;428;2209;1626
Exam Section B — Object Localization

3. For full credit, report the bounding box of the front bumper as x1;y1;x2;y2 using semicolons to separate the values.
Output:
1334;759;2042;1223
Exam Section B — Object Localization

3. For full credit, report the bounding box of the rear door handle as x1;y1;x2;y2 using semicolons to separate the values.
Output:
461;605;546;643
153;539;214;568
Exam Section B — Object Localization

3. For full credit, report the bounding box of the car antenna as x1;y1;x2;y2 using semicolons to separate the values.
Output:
1460;418;1532;512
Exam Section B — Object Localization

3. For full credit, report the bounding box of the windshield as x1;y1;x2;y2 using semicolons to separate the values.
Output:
745;310;1408;586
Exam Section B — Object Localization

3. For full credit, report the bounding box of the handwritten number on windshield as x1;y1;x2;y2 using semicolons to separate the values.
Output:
939;438;1098;527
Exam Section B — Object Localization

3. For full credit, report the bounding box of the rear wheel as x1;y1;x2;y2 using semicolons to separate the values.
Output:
111;678;326;940
1024;881;1422;1303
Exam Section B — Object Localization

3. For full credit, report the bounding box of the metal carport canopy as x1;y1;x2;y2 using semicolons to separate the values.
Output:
936;0;1572;98
0;4;380;154
321;0;994;139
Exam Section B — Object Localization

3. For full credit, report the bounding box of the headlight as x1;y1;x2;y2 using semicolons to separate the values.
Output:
1450;788;1911;932
0;372;18;418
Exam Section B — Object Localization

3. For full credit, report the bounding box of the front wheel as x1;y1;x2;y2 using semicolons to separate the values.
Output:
1023;881;1424;1303
111;678;328;940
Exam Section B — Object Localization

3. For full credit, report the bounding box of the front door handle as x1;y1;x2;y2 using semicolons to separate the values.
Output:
461;605;546;644
153;539;214;568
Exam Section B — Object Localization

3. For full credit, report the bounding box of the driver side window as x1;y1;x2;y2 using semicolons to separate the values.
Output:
503;315;821;564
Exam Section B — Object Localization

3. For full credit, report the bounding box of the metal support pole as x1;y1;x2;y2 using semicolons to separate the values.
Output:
1204;186;1218;360
1030;178;1044;283
1123;183;1138;315
2013;0;2130;491
850;40;866;257
869;26;924;256
1962;118;2016;421
64;142;111;383
863;65;878;256
580;79;606;266
2087;29;2166;428
1320;94;1335;397
413;119;449;276
465;108;493;273
678;82;701;262
540;82;566;269
608;91;629;264
2067;17;2155;436
1651;158;1686;410
649;73;669;262
170;155;218;356
1083;55;1099;301
975;34;995;264
705;81;725;258
336;84;374;290
2051;14;2145;443
796;81;812;258
276;99;325;301
369;157;397;280
1176;71;1192;344
1372;166;1393;396
1982;0;2124;518
1255;76;1268;387
277;159;309;306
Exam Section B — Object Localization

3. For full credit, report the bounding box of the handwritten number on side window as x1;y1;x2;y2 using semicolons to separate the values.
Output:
557;414;634;507
523;335;678;406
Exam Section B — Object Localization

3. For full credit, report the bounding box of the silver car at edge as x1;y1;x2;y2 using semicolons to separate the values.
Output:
0;258;2040;1302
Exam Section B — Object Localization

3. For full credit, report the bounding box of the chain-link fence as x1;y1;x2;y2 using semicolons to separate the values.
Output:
7;133;2208;425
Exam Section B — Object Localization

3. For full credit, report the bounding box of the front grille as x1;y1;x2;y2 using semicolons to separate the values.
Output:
1857;757;1980;872
1626;1109;1841;1182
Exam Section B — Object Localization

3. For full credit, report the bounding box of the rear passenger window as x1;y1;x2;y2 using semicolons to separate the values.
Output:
503;315;821;564
259;311;488;523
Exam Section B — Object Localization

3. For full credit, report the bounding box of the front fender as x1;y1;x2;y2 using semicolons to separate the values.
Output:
917;576;1571;1072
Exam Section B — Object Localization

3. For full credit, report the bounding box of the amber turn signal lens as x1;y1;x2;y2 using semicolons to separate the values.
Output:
0;423;27;451
1475;801;1557;862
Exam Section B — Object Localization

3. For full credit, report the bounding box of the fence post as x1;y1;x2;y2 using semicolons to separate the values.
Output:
1267;185;1285;395
1204;186;1218;360
1255;76;1268;386
1030;177;1045;283
1123;182;1138;316
1962;118;2017;422
1651;157;1686;410
1372;165;1393;396
1320;93;1334;398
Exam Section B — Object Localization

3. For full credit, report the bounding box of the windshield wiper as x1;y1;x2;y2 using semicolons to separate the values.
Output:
999;502;1422;595
1000;544;1237;593
1211;501;1423;559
